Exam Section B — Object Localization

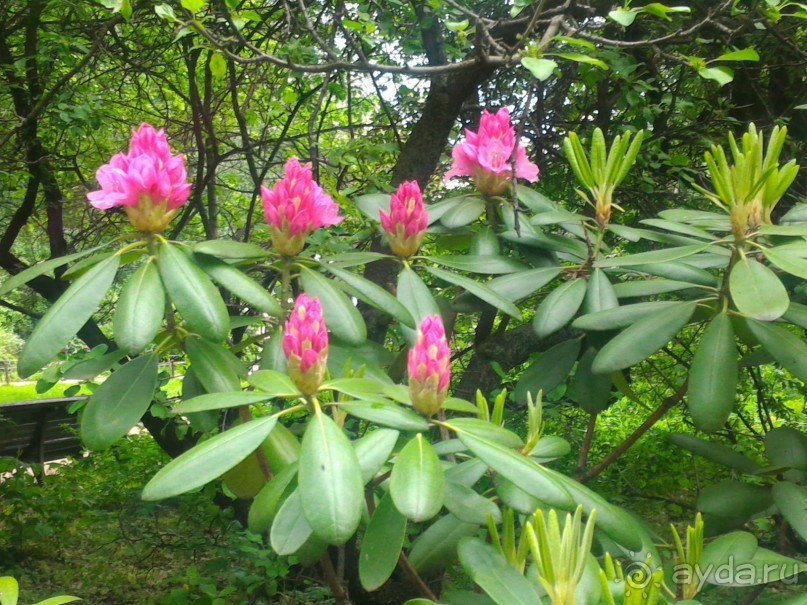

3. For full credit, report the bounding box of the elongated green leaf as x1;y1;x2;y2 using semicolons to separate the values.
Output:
730;257;789;321
521;56;557;81
773;482;807;542
583;269;618;314
764;427;807;471
18;254;120;378
390;434;445;522
81;354;159;450
193;240;270;259
698;481;772;522
592;302;696;373
455;430;572;509
716;48;760;62
0;576;17;605
325;265;415;328
0;243;108;297
746;319;807;384
248;369;301;398
31;597;80;605
426;266;521;319
270;490;313;555
359;492;407;591
613;279;701;298
196;254;281;316
763;247;807;280
355;193;392;221
408;514;479;575
530;436;572;461
354;428;399;484
495;475;542;514
340;401;430;431
516;339;581;405
631;261;718;286
62;349;126;381
173;391;273;414
688;314;738;432
320;251;388;268
425;255;527;275
300;266;366;345
114;261;165;355
573;301;681;331
596;243;711;267
248;463;298;534
159;242;229;342
455;267;562;312
701;532;758;584
573;346;612;414
444;458;487;488
667;434;762;474
440;197;485;228
457;538;543;605
142;415;278;500
446;418;524;449
397;265;440;325
186;336;244;393
532;278;587;338
444;481;501;524
299;411;364;544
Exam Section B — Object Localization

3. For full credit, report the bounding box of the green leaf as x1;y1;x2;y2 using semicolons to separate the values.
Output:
270;490;314;555
764;427;807;471
359;492;407;591
173;391;273;414
193;240;270;260
397;265;440;324
515;339;581;405
455;267;562;312
573;301;682;331
17;254;120;378
320;251;388;268
142;416;278;500
746;319;807;383
667;434;762;474
248;463;298;534
181;0;206;12
81;354;158;450
699;66;734;86
209;52;226;79
457;538;542;605
763;247;807;280
355;193;391;221
455;430;572;509
196;254;281;316
0;576;18;605
444;481;501;524
354;428;399;484
608;8;636;26
300;266;366;346
440;197;486;228
445;418;523;449
701;532;758;580
425;255;527;275
159;242;229;342
248;369;301;398
299;411;364;544
613;279;701;298
495;475;542;514
154;3;177;20
390;434;445;522
716;48;760;62
0;244;108;297
32;597;81;605
426;266;521;319
324;265;415;328
408;514;480;575
596;243;711;267
698;481;772;522
592;302;696;373
556;53;608;70
573;347;612;414
186;336;244;393
532;278;587;338
521;57;558;81
114;261;165;355
340;401;430;431
688;314;738;432
730;257;789;321
530;436;572;462
583;269;618;314
62;349;126;380
772;482;807;544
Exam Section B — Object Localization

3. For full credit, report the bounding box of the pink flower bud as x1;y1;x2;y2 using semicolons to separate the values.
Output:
445;107;539;197
283;293;329;395
261;158;343;256
408;315;451;417
379;181;428;258
87;124;191;232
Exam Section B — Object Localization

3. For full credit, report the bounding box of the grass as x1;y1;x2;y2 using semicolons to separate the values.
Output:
0;382;91;403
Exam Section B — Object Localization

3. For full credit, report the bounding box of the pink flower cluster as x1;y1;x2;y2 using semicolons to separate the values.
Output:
283;293;329;394
87;124;191;232
261;158;343;256
445;107;539;197
379;181;428;258
408;315;451;417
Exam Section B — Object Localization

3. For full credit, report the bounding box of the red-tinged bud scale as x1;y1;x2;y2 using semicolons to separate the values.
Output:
283;293;329;395
379;181;428;258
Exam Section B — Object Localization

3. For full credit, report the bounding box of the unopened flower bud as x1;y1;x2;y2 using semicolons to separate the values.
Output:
379;181;428;258
283;293;329;395
408;315;450;417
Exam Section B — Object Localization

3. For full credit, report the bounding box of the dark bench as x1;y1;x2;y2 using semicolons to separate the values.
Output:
0;397;86;464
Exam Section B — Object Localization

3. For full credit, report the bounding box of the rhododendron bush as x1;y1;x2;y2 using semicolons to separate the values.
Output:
7;110;807;605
